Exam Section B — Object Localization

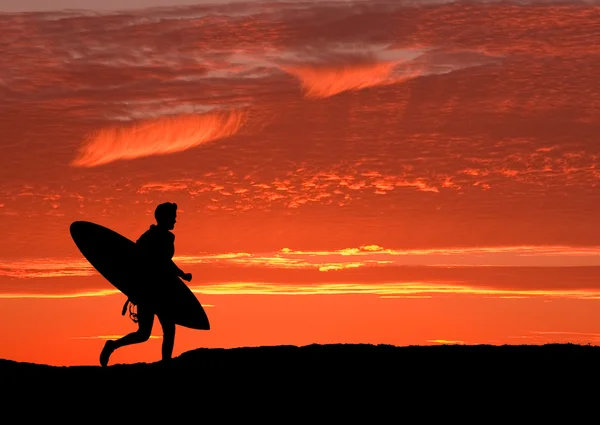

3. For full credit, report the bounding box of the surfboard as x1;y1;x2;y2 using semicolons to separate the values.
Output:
69;220;210;331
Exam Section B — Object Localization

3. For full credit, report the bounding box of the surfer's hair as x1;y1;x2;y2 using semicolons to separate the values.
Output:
155;202;177;223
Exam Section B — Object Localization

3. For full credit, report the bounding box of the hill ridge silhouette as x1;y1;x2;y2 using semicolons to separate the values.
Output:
3;342;600;369
3;343;599;412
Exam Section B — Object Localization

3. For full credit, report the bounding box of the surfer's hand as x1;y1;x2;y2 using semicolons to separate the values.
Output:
182;273;192;282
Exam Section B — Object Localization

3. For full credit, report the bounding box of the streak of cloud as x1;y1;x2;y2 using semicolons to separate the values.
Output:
0;259;94;279
3;280;600;300
0;290;119;299
3;244;600;280
71;110;247;167
190;281;600;300
282;58;418;99
427;339;465;345
278;47;493;98
177;244;600;268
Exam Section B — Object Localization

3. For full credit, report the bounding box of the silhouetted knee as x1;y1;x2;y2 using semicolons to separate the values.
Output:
132;328;152;343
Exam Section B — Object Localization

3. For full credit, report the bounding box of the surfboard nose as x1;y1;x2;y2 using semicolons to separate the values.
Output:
70;221;81;238
70;221;91;238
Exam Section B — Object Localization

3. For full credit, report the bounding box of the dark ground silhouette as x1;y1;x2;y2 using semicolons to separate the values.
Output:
2;343;599;413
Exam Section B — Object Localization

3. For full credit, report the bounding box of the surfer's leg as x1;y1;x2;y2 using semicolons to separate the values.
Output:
113;304;155;348
157;314;175;362
100;305;154;366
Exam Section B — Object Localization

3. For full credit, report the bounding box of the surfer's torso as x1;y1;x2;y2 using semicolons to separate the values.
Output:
136;224;175;261
135;224;184;280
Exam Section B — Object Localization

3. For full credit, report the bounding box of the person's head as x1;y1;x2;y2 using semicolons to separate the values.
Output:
154;202;177;230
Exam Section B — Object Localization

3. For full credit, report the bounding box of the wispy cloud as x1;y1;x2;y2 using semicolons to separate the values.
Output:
189;281;600;300
0;290;119;299
3;244;600;281
177;244;600;268
280;49;423;99
279;47;497;98
71;110;247;167
2;258;600;301
133;168;445;212
3;280;600;300
0;259;94;279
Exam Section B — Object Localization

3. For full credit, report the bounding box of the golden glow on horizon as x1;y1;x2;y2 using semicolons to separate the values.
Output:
0;289;120;299
2;280;600;300
3;244;600;279
428;340;465;345
279;244;600;257
71;110;246;167
190;282;600;300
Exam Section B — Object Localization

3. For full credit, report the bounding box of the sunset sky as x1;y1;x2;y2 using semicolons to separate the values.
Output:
1;0;600;366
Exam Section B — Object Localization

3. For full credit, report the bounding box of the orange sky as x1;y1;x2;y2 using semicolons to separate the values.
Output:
1;0;600;366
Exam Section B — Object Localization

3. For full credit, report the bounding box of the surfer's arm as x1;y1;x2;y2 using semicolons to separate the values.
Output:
168;233;191;280
171;260;185;278
171;261;192;282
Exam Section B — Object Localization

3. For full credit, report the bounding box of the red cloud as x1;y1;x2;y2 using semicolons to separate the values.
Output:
71;110;246;167
282;58;421;98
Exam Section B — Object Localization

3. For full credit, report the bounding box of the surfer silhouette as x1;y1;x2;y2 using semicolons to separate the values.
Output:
99;202;192;367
